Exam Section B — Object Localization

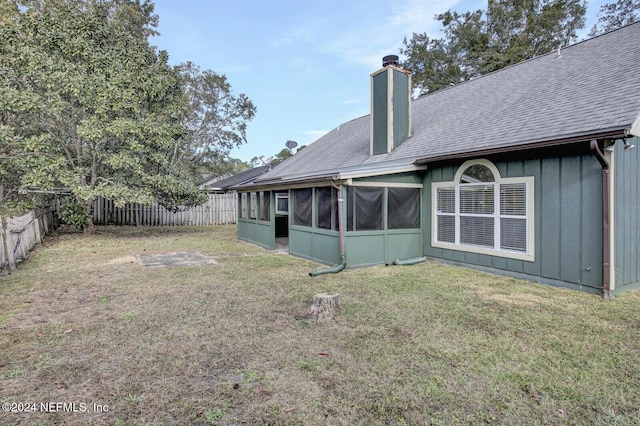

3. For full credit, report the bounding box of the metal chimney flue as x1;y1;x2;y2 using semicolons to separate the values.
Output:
382;55;399;67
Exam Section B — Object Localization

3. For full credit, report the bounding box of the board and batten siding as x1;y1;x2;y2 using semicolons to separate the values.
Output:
423;154;604;293
613;136;640;293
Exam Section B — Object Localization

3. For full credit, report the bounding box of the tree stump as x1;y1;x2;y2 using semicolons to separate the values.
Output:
308;293;341;320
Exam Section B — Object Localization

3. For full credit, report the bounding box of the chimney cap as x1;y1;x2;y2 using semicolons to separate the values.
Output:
382;55;399;67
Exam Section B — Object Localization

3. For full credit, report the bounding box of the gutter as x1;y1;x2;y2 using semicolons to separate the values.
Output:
590;139;612;301
414;129;628;166
309;181;347;277
250;162;427;191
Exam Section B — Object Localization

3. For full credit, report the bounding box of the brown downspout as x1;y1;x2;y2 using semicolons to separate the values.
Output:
590;139;612;300
332;181;345;256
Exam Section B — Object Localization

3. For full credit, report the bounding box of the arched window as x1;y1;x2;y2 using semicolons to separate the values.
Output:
432;159;534;261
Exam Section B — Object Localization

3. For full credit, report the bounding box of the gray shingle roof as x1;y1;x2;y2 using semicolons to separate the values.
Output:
256;22;640;185
204;165;270;190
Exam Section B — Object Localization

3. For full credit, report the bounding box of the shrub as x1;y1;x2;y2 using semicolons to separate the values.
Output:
59;199;90;230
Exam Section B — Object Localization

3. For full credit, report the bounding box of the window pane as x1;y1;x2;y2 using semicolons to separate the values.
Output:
276;193;288;214
460;184;494;214
437;187;455;213
388;187;420;229
460;216;494;247
435;161;532;258
500;183;526;216
316;187;338;230
249;192;257;219
461;164;495;183
292;188;312;227
501;218;527;252
259;192;270;222
239;193;247;219
347;187;383;231
437;215;455;243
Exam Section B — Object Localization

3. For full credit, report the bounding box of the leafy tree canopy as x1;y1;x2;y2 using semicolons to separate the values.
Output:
173;62;256;180
0;0;256;229
588;0;639;36
400;0;587;96
250;144;307;168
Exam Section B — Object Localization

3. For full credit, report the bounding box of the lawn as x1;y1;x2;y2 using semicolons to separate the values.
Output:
1;225;639;425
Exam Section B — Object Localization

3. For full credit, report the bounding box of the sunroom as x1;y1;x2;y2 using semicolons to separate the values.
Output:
236;173;424;268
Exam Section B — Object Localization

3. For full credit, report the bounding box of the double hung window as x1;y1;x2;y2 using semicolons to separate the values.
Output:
433;160;533;261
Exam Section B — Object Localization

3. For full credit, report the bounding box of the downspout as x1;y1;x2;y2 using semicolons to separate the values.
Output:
390;256;427;266
309;182;347;276
590;140;612;300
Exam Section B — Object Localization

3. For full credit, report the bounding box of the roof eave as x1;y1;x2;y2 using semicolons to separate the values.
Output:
414;128;630;165
237;162;428;191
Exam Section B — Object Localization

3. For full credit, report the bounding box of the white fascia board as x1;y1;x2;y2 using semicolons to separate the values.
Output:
629;111;640;137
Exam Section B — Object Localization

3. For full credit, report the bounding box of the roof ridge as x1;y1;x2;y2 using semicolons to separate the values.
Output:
413;20;640;102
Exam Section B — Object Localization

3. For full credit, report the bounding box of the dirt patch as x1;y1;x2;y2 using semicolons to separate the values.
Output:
135;251;219;269
107;255;137;265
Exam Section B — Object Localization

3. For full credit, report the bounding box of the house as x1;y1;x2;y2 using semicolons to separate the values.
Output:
202;165;271;193
235;23;640;298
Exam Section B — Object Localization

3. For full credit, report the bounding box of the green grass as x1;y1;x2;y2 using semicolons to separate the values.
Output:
1;225;640;425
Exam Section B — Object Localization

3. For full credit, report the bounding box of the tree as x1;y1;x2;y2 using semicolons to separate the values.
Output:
588;0;639;36
401;0;587;96
250;144;307;168
0;0;43;213
173;62;256;180
0;0;205;230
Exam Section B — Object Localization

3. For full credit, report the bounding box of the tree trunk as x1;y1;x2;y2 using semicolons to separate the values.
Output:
83;199;94;235
308;293;341;320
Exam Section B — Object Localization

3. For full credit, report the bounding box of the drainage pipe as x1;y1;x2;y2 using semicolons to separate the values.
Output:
309;254;346;277
590;139;612;301
391;256;427;266
309;182;346;277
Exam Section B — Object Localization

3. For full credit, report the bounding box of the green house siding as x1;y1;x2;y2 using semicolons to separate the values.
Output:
392;69;410;150
238;220;273;249
613;136;640;294
237;191;275;249
424;154;604;292
290;227;341;265
344;230;422;267
371;72;388;155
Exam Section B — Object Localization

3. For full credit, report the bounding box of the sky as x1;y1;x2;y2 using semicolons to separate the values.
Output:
150;0;607;164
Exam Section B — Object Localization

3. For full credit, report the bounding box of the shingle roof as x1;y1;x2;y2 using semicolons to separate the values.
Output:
204;165;270;190
255;22;640;185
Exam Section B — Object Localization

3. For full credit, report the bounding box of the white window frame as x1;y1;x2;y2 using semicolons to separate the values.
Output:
249;192;257;219
275;193;289;215
431;159;535;262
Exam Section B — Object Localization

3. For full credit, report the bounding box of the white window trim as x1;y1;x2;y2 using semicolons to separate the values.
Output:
275;193;289;215
431;159;535;262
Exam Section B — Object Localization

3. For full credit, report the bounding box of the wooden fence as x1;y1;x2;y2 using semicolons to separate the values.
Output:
1;194;236;272
92;192;237;226
1;205;59;272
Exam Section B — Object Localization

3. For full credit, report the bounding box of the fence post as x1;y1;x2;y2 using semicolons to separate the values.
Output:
0;217;7;272
33;211;42;243
2;216;16;272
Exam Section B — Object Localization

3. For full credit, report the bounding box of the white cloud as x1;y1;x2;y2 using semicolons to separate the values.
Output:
306;0;466;69
270;28;315;48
